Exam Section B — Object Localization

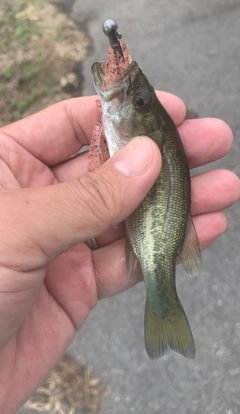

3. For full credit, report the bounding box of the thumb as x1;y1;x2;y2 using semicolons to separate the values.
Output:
1;136;161;268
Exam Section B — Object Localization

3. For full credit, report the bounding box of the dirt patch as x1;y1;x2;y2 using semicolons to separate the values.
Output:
0;0;91;126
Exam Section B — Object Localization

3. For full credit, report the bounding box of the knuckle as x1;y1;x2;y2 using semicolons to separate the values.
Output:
73;172;120;225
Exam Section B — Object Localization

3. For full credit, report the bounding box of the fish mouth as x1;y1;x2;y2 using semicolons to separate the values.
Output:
91;60;139;103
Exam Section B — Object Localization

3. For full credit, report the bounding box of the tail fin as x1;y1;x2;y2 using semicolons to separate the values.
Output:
144;299;195;359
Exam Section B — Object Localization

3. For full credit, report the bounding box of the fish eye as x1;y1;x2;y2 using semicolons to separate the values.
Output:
134;92;152;112
135;96;145;107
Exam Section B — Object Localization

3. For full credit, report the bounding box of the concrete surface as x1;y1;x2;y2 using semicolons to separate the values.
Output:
22;0;240;413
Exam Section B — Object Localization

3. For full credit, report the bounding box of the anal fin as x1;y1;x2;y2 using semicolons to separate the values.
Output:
86;238;99;250
179;214;201;277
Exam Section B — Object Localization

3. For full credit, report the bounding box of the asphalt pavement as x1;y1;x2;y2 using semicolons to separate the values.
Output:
21;0;240;413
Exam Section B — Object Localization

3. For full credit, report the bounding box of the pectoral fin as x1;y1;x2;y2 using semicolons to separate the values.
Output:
126;235;138;280
179;214;201;276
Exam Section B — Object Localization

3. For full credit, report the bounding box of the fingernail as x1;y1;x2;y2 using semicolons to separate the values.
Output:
113;137;154;176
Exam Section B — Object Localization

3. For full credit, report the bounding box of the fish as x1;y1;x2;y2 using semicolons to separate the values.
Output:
89;21;201;359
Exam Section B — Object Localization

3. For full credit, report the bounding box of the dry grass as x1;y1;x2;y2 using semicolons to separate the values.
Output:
24;355;107;414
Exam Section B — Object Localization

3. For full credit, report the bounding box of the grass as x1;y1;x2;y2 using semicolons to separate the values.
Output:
0;0;91;126
0;55;60;118
0;1;41;49
1;65;16;81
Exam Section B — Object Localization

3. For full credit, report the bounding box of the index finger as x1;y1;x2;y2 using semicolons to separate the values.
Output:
0;93;186;166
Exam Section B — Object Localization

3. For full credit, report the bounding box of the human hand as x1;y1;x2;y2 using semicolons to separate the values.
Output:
0;94;239;412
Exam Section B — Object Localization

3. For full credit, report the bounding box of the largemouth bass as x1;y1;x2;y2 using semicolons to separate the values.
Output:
89;21;201;359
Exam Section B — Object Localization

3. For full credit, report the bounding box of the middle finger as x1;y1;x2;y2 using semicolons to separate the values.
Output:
191;169;240;216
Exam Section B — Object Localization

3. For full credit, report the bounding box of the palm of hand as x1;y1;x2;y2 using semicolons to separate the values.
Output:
0;95;238;411
0;114;103;408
